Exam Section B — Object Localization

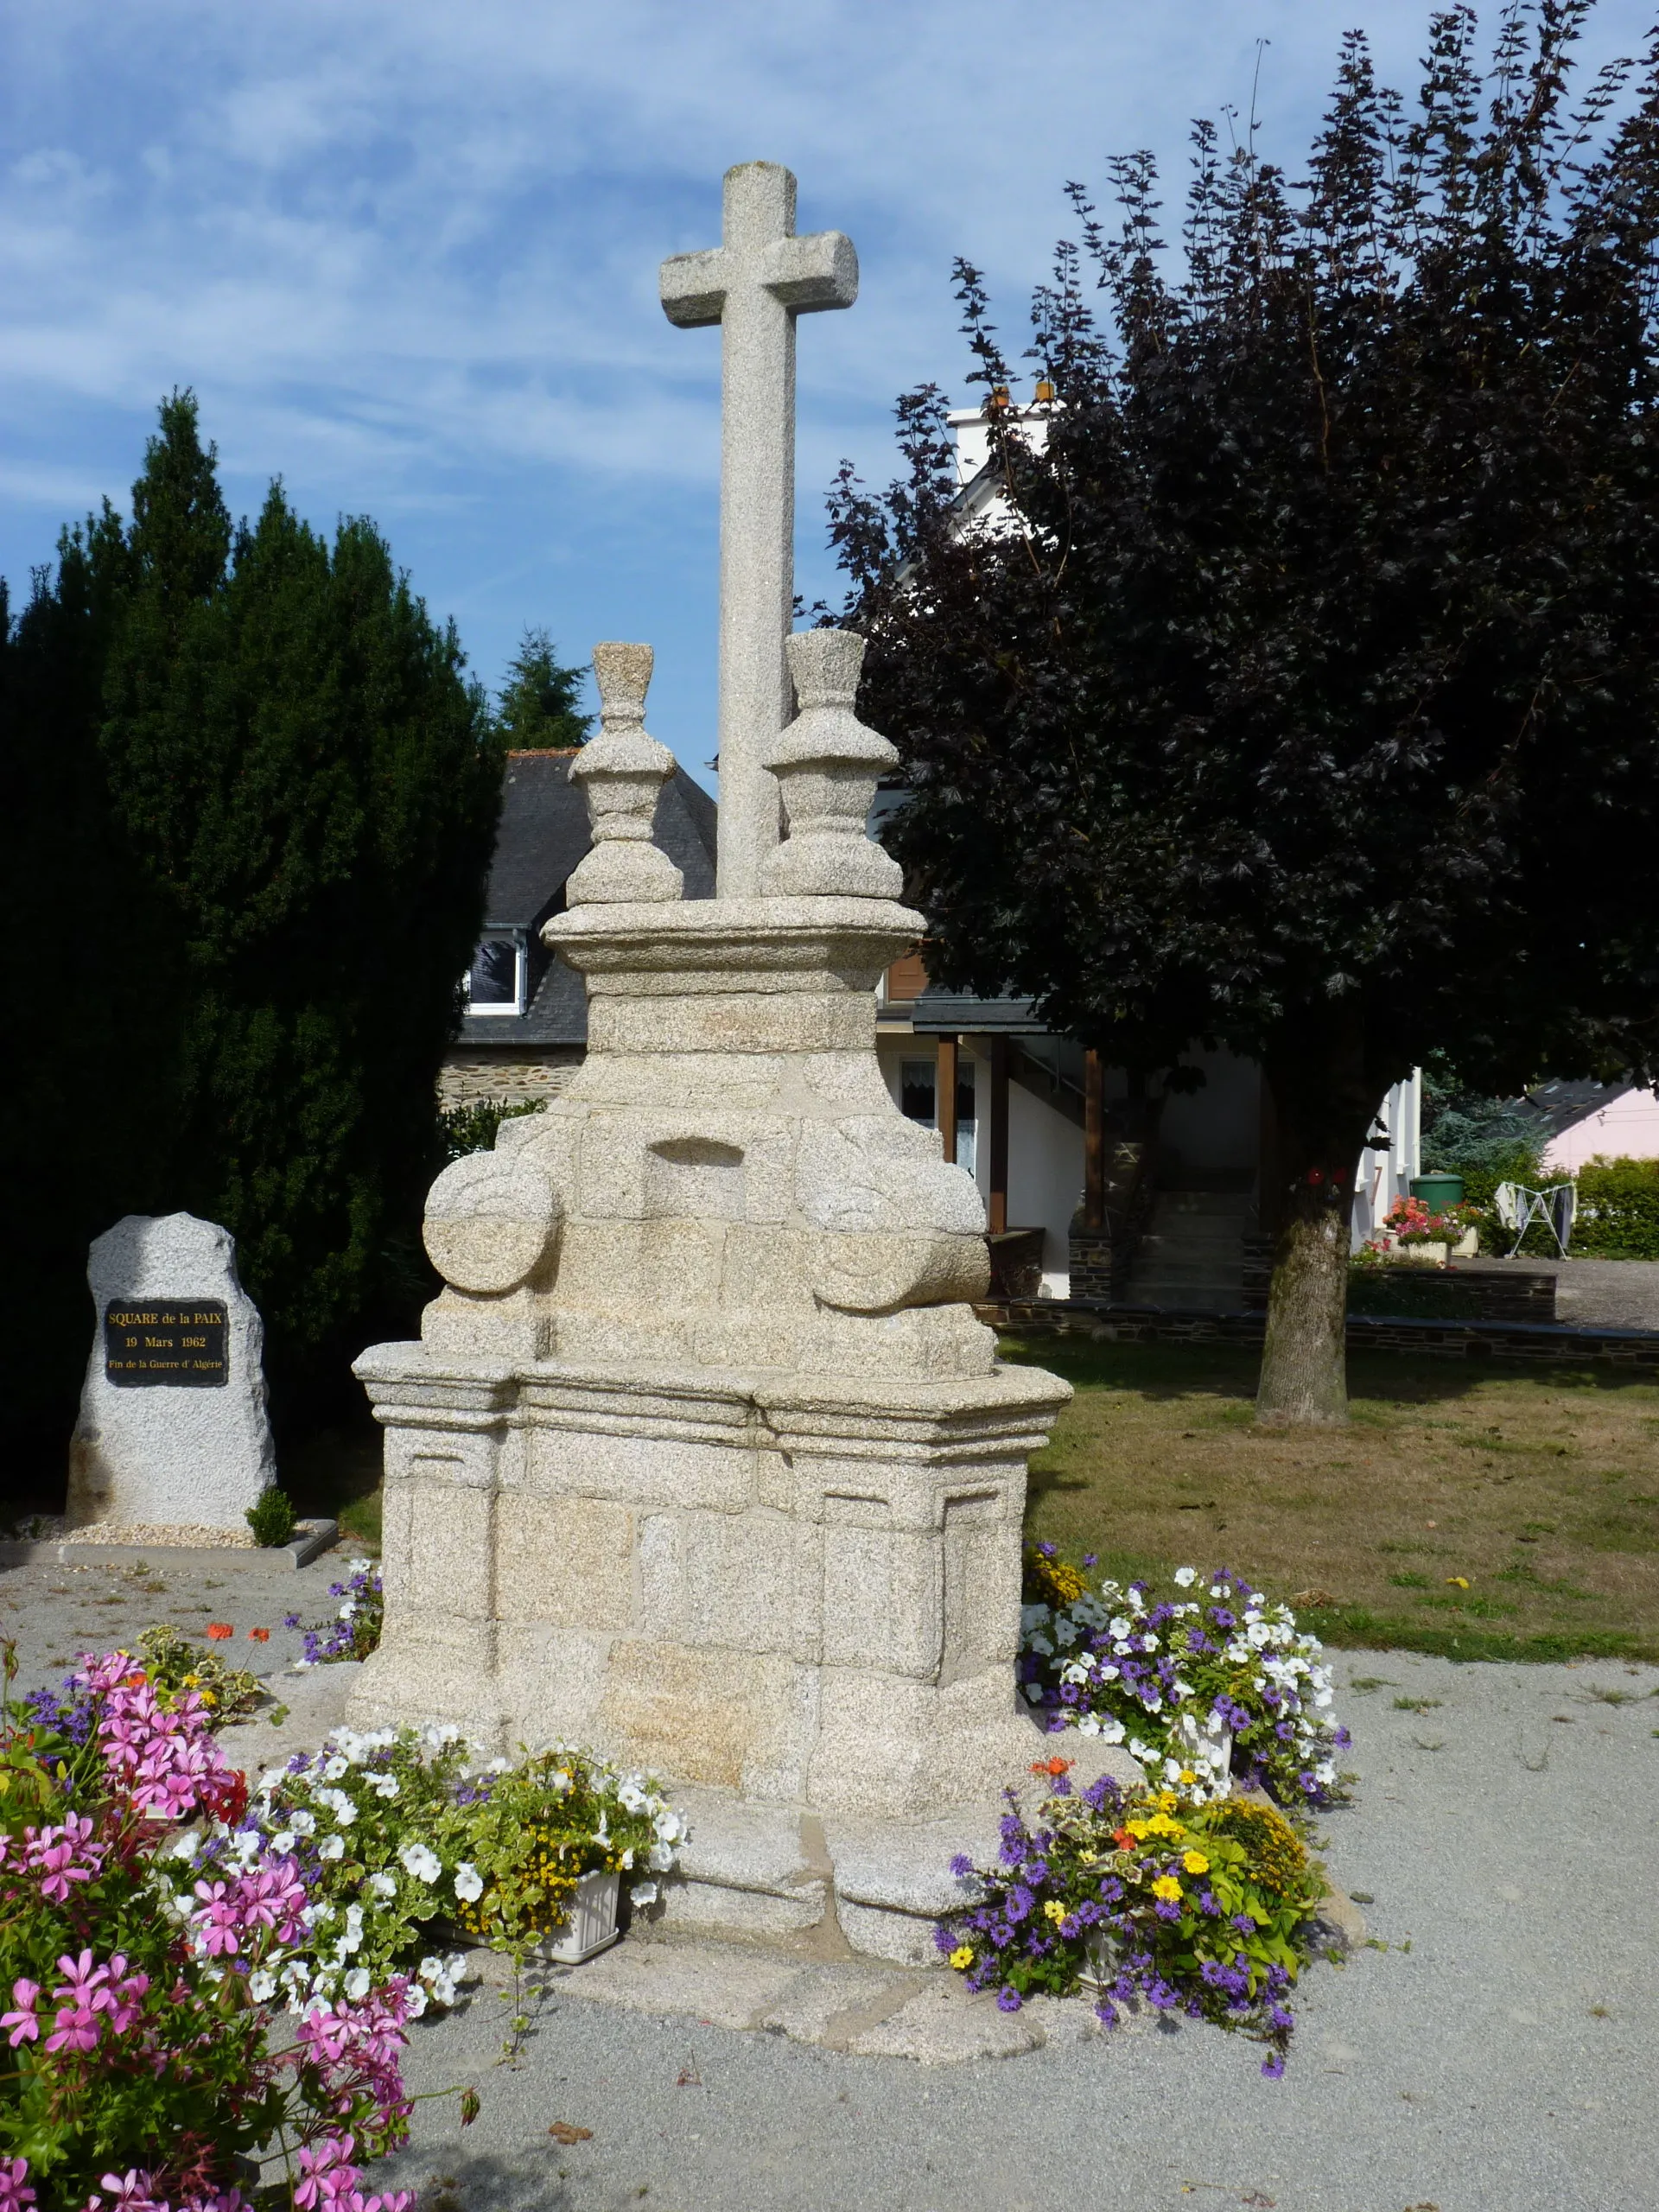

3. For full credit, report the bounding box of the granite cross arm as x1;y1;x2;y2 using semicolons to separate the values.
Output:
659;161;857;899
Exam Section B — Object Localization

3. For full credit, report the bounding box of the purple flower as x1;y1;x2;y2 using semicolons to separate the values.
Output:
949;1853;974;1878
995;1986;1023;2012
1261;2050;1287;2079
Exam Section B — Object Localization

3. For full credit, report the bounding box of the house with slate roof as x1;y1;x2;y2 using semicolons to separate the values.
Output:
440;747;717;1108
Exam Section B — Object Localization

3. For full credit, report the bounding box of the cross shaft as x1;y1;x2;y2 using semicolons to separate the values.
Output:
661;162;857;898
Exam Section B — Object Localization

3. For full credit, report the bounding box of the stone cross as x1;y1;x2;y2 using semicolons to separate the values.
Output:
660;162;858;899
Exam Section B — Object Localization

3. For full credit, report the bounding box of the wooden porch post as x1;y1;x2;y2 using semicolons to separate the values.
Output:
1084;1048;1105;1230
937;1034;959;1165
988;1036;1009;1235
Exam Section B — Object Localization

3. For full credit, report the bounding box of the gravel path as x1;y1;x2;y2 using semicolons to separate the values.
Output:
0;1542;349;1696
378;1649;1659;2212
3;1553;1654;2209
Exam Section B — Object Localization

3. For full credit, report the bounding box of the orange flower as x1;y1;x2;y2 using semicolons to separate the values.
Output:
206;1623;233;1640
1112;1827;1137;1851
247;1627;270;1642
1029;1755;1073;1778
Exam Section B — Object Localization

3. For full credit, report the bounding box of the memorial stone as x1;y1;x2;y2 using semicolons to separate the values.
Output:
67;1212;278;1537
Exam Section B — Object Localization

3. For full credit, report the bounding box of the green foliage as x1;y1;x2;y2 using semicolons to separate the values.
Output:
496;627;592;748
1573;1156;1659;1260
439;1095;548;1162
0;391;505;1467
453;1746;681;1959
245;1484;300;1548
830;12;1659;1406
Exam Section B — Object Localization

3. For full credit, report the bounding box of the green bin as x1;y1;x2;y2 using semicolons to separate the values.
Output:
1409;1173;1465;1207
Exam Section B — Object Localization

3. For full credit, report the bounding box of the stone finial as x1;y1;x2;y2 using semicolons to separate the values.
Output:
563;644;684;906
759;631;904;899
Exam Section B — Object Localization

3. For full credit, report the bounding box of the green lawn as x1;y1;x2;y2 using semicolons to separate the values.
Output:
1003;1333;1659;1662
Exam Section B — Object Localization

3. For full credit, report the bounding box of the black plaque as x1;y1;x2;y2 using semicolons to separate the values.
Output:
104;1301;229;1388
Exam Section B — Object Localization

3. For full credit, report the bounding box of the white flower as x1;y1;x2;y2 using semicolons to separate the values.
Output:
317;1789;357;1826
1210;1584;1226;1599
1128;1737;1156;1762
485;1756;510;1775
288;1810;316;1837
404;1983;428;2018
368;1872;397;1900
617;1780;651;1815
365;1772;400;1800
338;1605;356;1622
322;1756;350;1783
453;1862;484;1904
620;1847;634;1870
1173;1567;1197;1587
344;1967;372;2002
318;1834;345;1861
630;1881;658;1906
399;1841;442;1885
1109;1617;1131;1639
271;1831;296;1855
1162;1758;1186;1783
168;1831;200;1862
646;1841;676;1873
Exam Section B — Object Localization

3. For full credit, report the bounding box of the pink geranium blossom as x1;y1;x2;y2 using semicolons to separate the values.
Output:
2;1980;40;2046
0;2157;35;2212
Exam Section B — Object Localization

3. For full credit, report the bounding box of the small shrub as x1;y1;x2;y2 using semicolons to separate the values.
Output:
439;1096;546;1163
245;1484;300;1548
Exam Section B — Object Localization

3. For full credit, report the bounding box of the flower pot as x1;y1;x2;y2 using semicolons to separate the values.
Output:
1394;1240;1447;1267
534;1868;620;1965
1170;1710;1233;1789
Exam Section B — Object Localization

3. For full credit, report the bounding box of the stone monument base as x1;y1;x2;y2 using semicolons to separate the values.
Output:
651;1733;1143;1967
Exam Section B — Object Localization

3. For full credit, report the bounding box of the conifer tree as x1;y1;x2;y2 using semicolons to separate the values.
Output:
497;627;592;747
0;394;503;1470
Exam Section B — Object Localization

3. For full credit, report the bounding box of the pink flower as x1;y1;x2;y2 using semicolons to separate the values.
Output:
1;1981;40;2047
43;2002;100;2055
0;2156;35;2212
294;2138;359;2211
90;2172;165;2212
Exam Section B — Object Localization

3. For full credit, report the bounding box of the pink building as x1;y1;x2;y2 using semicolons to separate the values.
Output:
1541;1084;1659;1174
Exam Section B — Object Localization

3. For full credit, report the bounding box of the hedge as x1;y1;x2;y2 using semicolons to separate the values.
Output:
1572;1155;1659;1261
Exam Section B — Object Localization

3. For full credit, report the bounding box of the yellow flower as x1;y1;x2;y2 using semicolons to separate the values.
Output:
1182;1851;1210;1874
1151;1875;1182;1902
1178;1769;1198;1786
1446;1575;1471;1589
1043;1899;1066;1923
950;1944;975;1971
1126;1818;1153;1840
1155;1790;1179;1813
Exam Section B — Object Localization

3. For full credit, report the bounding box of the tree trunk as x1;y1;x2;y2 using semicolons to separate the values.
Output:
1256;1021;1386;1427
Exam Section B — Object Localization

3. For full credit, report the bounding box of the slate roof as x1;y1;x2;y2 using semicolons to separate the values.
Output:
1509;1077;1637;1141
456;749;717;1048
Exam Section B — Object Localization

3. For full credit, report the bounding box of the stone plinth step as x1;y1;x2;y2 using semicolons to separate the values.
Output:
463;1929;1116;2064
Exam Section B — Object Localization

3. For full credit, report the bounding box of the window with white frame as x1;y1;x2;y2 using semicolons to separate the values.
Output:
900;1054;977;1173
463;934;525;1015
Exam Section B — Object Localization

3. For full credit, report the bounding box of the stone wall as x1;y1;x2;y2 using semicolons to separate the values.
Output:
982;1296;1659;1373
437;1048;584;1109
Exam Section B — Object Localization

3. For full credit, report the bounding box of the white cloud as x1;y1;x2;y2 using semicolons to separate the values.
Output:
1;0;1649;715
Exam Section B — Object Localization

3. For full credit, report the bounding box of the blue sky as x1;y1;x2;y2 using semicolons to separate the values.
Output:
1;1;1648;788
